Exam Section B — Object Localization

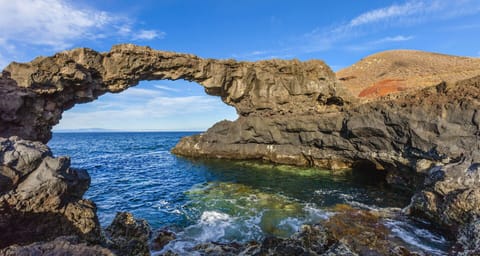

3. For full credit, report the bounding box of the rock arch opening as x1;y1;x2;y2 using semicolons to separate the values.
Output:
53;80;238;132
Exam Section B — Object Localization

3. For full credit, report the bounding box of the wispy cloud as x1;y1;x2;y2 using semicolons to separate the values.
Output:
372;35;414;44
345;35;414;52
57;95;225;129
299;0;480;53
132;29;166;40
117;87;165;98
0;0;165;58
231;49;295;60
0;0;113;49
154;85;180;92
348;1;427;27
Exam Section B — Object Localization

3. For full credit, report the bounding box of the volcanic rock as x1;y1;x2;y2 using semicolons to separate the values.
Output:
105;212;152;256
0;136;100;248
151;229;176;251
0;44;347;143
0;236;114;256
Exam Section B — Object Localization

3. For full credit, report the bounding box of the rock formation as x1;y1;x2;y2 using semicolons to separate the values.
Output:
158;205;428;255
105;212;152;256
0;236;115;256
0;136;100;248
0;44;346;143
1;44;480;254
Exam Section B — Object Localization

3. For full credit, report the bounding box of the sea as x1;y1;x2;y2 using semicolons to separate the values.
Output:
48;132;451;255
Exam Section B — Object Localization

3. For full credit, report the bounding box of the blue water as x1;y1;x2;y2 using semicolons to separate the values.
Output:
48;132;450;255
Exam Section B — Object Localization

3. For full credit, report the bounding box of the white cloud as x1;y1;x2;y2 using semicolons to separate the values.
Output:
231;49;295;60
300;0;480;53
0;0;113;49
118;87;164;98
347;0;480;28
154;85;180;92
57;95;224;130
0;0;165;52
132;29;166;40
372;35;414;44
345;35;414;52
348;1;426;27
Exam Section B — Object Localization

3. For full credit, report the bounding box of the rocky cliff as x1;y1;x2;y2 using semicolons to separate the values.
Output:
1;44;480;254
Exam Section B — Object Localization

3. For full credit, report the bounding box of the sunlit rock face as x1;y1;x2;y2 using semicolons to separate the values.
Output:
0;137;100;248
0;44;344;143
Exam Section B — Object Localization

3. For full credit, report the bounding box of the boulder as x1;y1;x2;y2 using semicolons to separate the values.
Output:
0;136;101;248
105;212;152;256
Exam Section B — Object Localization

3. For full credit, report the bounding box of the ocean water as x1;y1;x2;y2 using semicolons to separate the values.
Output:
48;132;451;255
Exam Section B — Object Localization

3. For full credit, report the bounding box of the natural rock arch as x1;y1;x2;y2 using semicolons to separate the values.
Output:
0;44;346;143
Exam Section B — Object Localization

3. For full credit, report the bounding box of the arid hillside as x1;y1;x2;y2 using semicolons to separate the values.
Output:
337;50;480;98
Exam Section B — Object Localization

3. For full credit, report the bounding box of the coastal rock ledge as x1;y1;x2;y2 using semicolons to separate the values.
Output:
1;44;480;254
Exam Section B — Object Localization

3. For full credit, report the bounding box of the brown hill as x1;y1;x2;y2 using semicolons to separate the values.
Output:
336;50;480;98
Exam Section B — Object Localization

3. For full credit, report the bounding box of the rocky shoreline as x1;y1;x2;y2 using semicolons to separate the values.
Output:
1;44;479;255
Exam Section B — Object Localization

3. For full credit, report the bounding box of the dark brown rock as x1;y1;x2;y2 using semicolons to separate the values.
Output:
451;218;480;255
0;44;345;143
0;136;101;248
151;229;176;251
105;212;152;256
0;236;114;256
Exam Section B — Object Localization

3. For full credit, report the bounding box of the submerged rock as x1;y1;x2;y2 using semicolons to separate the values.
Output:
105;212;152;256
151;229;177;251
157;205;433;255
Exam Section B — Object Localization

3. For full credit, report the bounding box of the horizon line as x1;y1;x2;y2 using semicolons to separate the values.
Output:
53;129;205;133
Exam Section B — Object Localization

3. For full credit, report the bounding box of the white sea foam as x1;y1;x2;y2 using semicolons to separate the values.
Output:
199;211;231;223
304;204;333;221
278;217;303;233
384;219;448;256
157;209;265;254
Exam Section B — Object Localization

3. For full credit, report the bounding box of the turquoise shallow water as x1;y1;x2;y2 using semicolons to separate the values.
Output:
48;132;451;255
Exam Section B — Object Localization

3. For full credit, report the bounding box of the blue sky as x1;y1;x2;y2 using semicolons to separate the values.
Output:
1;0;479;131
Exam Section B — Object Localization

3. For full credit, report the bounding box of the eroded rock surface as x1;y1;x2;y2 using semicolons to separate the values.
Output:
105;212;152;256
0;136;101;248
173;78;480;189
0;236;114;256
0;44;346;143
